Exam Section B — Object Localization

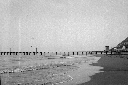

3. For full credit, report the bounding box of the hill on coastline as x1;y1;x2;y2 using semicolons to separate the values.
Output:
116;37;128;49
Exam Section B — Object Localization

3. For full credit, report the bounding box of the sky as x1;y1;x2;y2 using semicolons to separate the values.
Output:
0;0;128;52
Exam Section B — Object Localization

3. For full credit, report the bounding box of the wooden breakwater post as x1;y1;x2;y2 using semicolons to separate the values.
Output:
68;52;70;56
34;52;36;55
44;52;45;56
63;52;66;56
22;52;25;55
7;52;9;55
29;52;31;55
3;52;6;55
77;52;78;55
36;48;38;55
101;51;103;54
73;52;74;55
26;52;29;55
40;52;42;55
82;52;83;55
16;52;18;55
48;52;49;56
9;52;11;55
56;52;57;55
95;51;97;54
10;48;11;55
86;52;87;55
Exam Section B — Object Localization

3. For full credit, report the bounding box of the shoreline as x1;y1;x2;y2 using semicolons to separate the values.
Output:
1;54;128;85
59;56;103;85
0;55;103;85
77;54;128;85
0;55;92;85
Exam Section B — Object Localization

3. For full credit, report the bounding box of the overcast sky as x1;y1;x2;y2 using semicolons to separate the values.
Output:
0;0;128;52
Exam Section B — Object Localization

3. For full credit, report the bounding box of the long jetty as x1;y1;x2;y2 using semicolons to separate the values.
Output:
0;51;128;56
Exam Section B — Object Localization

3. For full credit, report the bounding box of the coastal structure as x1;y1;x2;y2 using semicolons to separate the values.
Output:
1;37;128;56
105;46;109;51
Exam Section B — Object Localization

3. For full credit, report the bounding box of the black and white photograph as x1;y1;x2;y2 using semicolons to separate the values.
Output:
0;0;128;85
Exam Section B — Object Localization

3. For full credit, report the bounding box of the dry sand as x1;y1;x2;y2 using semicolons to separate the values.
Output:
77;54;128;85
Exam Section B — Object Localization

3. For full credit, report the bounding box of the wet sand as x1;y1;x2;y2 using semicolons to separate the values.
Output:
77;54;128;85
59;56;103;85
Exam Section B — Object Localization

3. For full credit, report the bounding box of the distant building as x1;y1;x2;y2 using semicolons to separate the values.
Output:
105;46;109;51
114;47;117;50
111;46;128;51
122;46;126;50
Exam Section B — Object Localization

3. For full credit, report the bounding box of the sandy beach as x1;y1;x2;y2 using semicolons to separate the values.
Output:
1;54;128;85
0;55;102;85
77;54;128;85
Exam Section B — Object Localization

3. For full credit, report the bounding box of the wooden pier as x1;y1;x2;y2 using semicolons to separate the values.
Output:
0;51;128;56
